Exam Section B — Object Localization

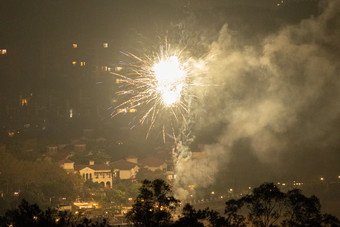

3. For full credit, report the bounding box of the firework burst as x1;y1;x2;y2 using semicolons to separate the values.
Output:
111;44;194;141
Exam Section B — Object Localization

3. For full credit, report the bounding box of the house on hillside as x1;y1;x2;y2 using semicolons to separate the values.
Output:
140;157;167;171
111;159;139;180
62;161;113;188
76;161;112;188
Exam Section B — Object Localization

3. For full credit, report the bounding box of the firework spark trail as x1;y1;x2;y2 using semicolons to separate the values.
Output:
112;41;212;200
111;44;198;141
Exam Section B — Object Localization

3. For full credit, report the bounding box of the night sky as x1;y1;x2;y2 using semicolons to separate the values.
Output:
1;0;339;209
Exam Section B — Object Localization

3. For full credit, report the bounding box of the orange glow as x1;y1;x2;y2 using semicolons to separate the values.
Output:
21;99;28;106
73;44;78;48
72;61;76;65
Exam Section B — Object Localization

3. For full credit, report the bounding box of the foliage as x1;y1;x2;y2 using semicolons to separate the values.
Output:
0;199;111;227
173;203;204;227
243;183;285;227
126;179;180;227
125;181;340;227
84;180;101;190
0;151;82;214
224;199;246;227
282;188;322;226
221;183;340;227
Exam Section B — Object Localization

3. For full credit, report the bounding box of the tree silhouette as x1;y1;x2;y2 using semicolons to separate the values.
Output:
283;188;322;226
173;203;205;227
125;179;179;227
126;181;340;227
243;183;285;227
0;199;111;227
224;199;246;227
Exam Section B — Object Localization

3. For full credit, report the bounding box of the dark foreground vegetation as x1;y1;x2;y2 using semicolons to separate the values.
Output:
126;180;340;227
1;180;339;227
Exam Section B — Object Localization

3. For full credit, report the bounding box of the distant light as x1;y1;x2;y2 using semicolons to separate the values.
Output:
117;108;127;113
320;177;324;181
80;61;86;67
72;61;76;65
128;197;133;201
8;132;14;137
338;176;340;179
248;187;251;190
103;43;109;48
1;49;7;54
14;191;19;196
115;66;123;72
73;44;78;48
211;191;215;195
21;99;28;106
69;109;73;118
188;185;195;190
229;188;233;192
282;183;286;186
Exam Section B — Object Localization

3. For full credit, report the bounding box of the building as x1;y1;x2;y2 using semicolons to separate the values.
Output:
67;161;113;188
139;157;167;172
111;159;139;180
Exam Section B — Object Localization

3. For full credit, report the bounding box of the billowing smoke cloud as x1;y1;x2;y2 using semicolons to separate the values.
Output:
174;0;340;200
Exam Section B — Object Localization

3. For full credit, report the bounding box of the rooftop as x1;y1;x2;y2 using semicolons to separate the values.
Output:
111;159;137;170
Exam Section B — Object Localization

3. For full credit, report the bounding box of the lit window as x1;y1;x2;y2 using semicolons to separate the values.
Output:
72;61;77;65
103;43;108;48
8;132;14;137
1;49;7;54
102;66;108;71
80;61;86;66
73;44;78;48
21;99;28;106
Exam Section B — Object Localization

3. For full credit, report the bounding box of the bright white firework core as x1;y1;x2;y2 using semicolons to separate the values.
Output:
152;56;186;106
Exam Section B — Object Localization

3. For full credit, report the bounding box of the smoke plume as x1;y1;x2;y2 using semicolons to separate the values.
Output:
174;0;340;201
